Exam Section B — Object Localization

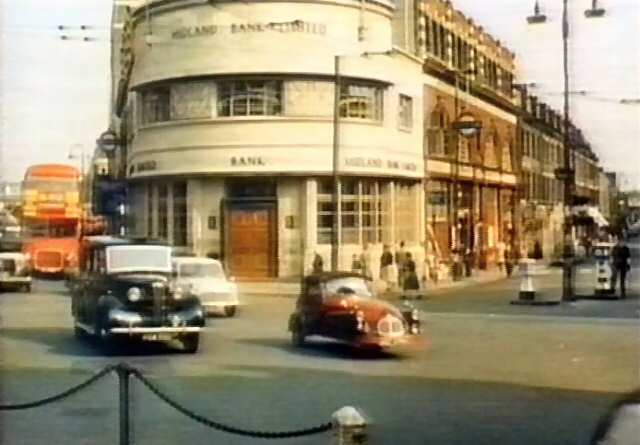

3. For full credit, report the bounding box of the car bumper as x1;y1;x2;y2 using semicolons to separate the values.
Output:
0;276;31;285
105;306;205;336
109;326;201;334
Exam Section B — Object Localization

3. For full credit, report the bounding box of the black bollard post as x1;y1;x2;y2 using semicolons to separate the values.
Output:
117;364;131;445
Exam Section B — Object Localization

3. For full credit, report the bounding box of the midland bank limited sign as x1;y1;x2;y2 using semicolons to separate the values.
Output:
171;20;326;40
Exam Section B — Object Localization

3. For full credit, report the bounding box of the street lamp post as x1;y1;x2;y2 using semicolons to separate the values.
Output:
561;0;576;301
331;55;341;272
450;68;481;278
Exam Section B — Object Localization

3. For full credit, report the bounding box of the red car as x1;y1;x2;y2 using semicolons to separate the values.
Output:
288;272;422;351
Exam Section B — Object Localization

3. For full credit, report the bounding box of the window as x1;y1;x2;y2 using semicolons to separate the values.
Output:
172;182;188;247
426;180;448;223
317;178;387;245
158;184;168;239
147;184;154;237
217;80;282;117
341;179;359;244
398;95;413;129
339;82;383;121
395;182;416;244
141;88;170;124
317;179;334;245
427;103;450;158
171;82;212;120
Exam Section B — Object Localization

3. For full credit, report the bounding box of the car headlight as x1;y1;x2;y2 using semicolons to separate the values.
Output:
127;286;142;302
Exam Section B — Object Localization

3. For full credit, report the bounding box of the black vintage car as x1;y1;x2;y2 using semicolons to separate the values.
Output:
70;236;205;352
288;272;422;351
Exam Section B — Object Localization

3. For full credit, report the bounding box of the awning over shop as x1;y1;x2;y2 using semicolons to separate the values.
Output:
572;205;609;227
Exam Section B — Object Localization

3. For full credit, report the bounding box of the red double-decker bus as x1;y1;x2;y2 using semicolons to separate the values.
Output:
21;164;83;276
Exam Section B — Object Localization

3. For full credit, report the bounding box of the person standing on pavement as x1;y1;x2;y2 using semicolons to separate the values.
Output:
312;252;324;274
496;240;506;272
402;252;420;292
395;241;407;288
611;237;631;297
379;245;395;291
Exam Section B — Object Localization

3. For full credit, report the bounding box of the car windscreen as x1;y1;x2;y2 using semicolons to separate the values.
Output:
106;245;171;273
325;277;373;298
179;262;225;279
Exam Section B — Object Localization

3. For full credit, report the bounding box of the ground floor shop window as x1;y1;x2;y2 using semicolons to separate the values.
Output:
147;184;154;238
395;182;416;243
173;182;188;247
158;184;168;240
317;178;387;245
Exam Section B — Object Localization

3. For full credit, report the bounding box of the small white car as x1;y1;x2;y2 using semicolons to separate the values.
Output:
172;256;239;317
0;252;32;292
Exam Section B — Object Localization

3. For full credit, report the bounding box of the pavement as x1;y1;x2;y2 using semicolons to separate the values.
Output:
237;262;526;297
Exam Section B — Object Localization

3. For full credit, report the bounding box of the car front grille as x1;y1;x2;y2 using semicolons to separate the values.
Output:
152;282;166;322
35;251;63;270
1;259;16;274
377;314;405;338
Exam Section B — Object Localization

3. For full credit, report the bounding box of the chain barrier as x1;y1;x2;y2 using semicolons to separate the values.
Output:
131;368;334;439
0;363;334;441
0;365;116;411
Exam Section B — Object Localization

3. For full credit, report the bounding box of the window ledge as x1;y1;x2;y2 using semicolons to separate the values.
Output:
137;115;385;130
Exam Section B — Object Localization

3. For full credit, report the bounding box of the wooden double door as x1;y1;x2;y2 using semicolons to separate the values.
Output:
225;202;277;279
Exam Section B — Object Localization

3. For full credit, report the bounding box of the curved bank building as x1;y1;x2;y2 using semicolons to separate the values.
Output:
110;0;521;279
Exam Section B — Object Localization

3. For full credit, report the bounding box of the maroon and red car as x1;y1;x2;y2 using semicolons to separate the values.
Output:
288;272;422;351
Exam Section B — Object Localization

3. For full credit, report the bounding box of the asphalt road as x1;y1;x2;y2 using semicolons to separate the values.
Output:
1;245;639;445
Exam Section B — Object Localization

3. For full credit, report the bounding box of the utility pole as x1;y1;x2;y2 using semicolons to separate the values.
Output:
331;55;341;272
561;0;575;301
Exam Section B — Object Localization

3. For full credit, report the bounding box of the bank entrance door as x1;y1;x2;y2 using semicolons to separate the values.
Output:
224;180;277;279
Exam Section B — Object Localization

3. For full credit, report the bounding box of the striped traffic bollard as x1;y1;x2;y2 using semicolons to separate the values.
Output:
519;258;536;301
332;406;367;445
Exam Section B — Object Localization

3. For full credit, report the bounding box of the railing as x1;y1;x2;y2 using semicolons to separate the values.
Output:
0;362;367;445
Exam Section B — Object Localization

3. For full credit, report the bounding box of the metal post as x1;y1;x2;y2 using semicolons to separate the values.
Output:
561;0;575;301
117;364;131;445
451;71;461;280
331;55;341;272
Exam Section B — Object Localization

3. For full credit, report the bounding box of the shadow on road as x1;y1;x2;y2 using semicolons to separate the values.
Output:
238;336;408;361
0;326;186;357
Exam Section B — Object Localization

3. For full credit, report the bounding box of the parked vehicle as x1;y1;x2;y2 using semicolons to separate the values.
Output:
171;256;239;317
70;237;205;352
288;272;421;351
0;252;31;292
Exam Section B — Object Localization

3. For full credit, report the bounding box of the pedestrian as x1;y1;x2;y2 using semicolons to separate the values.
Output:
360;243;372;279
312;252;324;274
496;240;506;272
403;252;420;291
395;241;407;288
379;244;394;291
505;243;514;277
611;237;631;298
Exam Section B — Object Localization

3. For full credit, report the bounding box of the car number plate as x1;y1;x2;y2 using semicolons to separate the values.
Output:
143;333;172;341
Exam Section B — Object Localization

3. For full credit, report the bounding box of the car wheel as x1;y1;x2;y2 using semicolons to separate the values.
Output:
23;284;31;293
291;320;306;347
224;305;237;317
182;333;200;353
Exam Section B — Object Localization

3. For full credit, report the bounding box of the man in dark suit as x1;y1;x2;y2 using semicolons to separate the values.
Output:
611;237;631;298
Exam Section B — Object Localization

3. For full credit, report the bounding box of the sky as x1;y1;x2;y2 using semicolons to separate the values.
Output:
452;0;640;190
1;0;639;189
